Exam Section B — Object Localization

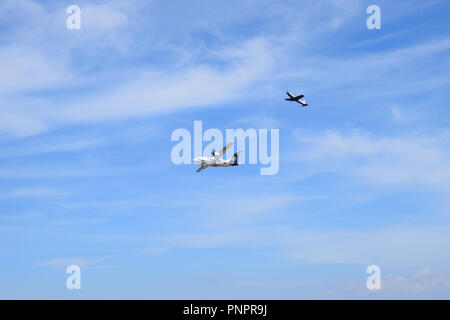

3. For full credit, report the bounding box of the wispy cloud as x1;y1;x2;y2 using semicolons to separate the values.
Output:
0;187;71;198
1;0;450;299
391;105;406;122
292;129;450;190
331;268;450;299
37;257;105;269
139;247;171;256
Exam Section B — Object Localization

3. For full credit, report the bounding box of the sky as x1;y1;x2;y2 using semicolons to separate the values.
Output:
1;0;450;299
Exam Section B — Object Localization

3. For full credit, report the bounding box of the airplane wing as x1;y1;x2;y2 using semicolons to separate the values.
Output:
295;94;304;99
217;142;233;157
196;165;208;173
296;99;307;106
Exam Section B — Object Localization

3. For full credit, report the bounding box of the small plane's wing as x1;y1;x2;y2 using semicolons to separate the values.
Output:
295;94;304;100
286;91;295;98
196;165;208;173
217;142;233;157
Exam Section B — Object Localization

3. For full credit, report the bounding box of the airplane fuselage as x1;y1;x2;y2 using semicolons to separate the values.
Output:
193;142;241;172
285;91;297;100
285;91;308;106
194;157;239;167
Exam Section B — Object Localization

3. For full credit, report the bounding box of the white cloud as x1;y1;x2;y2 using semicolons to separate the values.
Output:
0;35;276;136
1;187;71;198
0;46;72;95
391;105;406;122
0;136;103;158
0;110;48;137
281;226;450;268
293;130;450;190
139;247;171;255
57;37;274;123
37;257;104;269
0;0;449;138
0;211;45;222
146;223;450;269
82;4;128;30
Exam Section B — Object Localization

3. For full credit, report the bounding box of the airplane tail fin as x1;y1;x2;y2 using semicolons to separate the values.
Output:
232;151;242;165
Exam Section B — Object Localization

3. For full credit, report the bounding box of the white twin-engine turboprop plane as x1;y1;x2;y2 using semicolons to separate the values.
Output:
193;142;242;173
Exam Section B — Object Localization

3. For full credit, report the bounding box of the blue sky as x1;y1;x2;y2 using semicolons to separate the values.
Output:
1;0;450;299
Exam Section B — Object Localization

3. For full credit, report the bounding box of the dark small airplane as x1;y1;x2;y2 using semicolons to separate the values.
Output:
285;91;308;106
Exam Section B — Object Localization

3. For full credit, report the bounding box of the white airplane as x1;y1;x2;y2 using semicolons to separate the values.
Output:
285;90;308;106
194;142;242;173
